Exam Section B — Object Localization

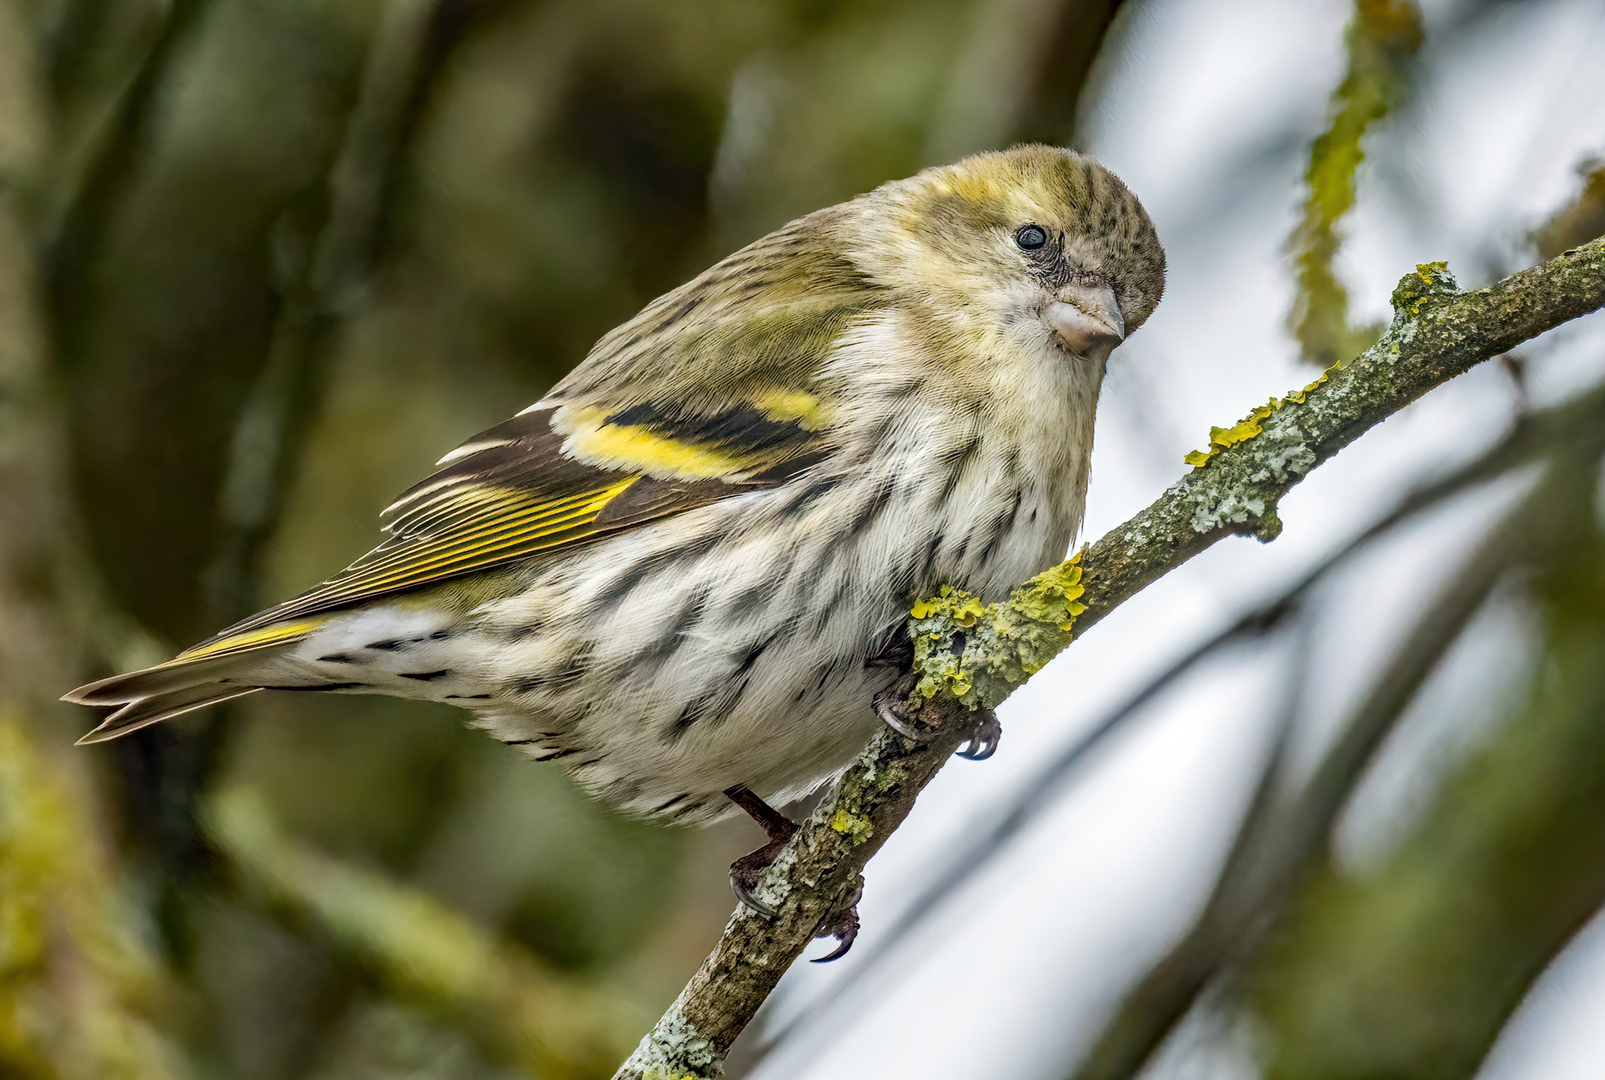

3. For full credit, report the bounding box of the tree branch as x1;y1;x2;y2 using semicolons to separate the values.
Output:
755;377;1605;1062
614;239;1605;1079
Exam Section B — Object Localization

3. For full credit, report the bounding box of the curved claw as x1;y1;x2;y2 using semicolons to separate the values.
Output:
955;712;1002;761
810;918;858;963
730;872;779;919
810;876;864;962
875;689;928;744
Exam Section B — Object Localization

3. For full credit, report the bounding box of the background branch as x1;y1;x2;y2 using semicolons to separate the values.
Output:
1069;459;1581;1080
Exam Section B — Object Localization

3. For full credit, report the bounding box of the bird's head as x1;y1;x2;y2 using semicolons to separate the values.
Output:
853;144;1165;368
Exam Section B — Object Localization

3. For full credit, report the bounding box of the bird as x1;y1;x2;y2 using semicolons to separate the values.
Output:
66;144;1164;957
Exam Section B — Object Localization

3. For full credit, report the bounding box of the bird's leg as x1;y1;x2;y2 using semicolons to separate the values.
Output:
723;785;867;960
724;784;799;918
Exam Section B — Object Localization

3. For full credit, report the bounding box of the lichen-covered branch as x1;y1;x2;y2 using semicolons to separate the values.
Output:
615;240;1605;1080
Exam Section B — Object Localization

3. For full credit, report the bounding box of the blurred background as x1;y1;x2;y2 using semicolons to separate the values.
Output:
3;0;1605;1077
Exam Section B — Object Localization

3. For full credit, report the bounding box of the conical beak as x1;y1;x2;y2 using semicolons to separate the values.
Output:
1046;285;1124;358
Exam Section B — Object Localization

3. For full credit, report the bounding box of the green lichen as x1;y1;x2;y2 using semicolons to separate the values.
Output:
908;554;1087;710
828;808;874;845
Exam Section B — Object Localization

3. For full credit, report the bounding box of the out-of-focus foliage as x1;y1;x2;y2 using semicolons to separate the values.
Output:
1535;158;1605;260
1252;470;1605;1079
1288;0;1422;368
0;718;176;1080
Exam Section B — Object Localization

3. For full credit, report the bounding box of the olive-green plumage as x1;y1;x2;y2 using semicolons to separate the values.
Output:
67;144;1164;827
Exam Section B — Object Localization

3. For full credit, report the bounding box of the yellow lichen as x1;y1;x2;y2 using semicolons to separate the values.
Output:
828;809;874;845
1184;399;1277;468
1392;261;1460;317
1185;360;1343;468
906;553;1088;709
909;585;985;626
1286;367;1331;405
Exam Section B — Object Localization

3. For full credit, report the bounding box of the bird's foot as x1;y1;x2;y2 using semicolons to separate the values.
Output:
956;708;1002;760
869;633;942;744
729;838;791;917
876;684;1001;761
725;784;799;918
722;784;865;959
810;874;864;963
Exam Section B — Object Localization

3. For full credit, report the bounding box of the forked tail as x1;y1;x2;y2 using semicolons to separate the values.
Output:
64;620;324;744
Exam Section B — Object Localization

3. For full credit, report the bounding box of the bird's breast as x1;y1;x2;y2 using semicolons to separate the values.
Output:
866;393;1095;605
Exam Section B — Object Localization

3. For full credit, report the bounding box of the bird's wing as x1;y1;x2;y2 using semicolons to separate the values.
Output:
185;219;886;656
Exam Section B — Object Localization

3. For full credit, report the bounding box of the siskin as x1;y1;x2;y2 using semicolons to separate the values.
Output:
67;144;1164;955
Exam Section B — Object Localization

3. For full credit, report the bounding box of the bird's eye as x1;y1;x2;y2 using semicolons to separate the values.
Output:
1015;224;1048;250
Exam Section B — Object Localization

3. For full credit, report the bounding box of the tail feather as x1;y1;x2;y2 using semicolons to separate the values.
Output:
68;649;275;707
64;631;315;744
76;686;265;744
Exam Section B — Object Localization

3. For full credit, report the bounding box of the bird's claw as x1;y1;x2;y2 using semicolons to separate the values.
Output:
876;685;999;760
955;709;1002;760
875;690;926;743
729;860;780;918
810;875;864;963
875;678;937;744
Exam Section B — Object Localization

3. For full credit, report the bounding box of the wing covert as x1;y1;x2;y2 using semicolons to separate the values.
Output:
190;210;880;651
191;399;831;650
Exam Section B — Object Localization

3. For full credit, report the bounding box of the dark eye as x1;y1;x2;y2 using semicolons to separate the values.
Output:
1015;224;1048;250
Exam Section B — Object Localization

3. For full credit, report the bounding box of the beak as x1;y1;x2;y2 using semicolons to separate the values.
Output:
1046;285;1124;358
